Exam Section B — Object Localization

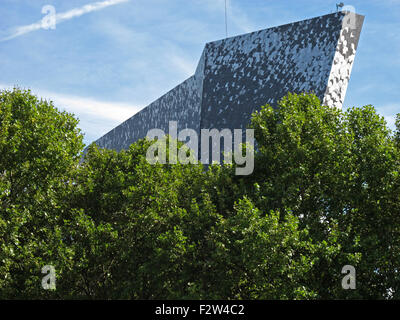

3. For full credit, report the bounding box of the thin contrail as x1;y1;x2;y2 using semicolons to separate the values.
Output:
1;0;129;42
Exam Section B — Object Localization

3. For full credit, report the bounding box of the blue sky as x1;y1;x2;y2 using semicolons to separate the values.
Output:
0;0;399;145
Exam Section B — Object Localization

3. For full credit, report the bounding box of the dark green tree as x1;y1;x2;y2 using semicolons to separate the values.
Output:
2;88;399;300
0;88;84;298
60;141;320;299
249;92;400;298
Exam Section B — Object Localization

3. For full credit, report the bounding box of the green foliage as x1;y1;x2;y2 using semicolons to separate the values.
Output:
250;93;400;298
1;88;400;299
0;88;83;298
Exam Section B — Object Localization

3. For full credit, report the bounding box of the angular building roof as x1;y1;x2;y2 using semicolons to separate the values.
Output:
92;11;364;152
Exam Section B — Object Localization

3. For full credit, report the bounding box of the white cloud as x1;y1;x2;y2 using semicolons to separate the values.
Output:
43;93;143;141
51;93;143;143
1;0;129;41
384;115;396;130
200;0;255;35
46;92;141;122
168;54;197;78
375;103;400;130
0;83;143;143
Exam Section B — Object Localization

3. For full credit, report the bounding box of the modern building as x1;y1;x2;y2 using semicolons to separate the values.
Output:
91;11;364;152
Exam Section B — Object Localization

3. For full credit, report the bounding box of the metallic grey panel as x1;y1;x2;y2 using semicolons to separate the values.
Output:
201;13;341;131
89;12;364;152
94;74;203;152
323;13;364;108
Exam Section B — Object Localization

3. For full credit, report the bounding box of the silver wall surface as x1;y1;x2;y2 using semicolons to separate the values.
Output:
91;11;364;152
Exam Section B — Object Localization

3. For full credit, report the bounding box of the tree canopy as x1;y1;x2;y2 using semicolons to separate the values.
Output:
1;88;399;299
